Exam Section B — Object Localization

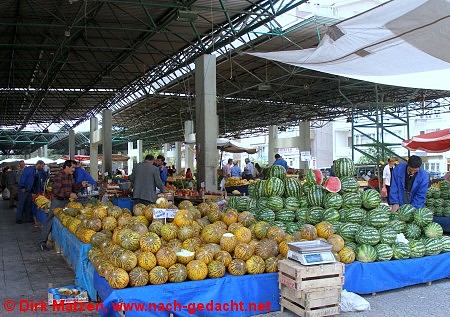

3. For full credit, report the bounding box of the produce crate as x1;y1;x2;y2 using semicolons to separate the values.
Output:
280;296;340;317
278;259;344;291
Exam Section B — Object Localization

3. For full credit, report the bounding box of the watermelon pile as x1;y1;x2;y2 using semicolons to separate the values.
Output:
240;158;450;264
425;181;450;217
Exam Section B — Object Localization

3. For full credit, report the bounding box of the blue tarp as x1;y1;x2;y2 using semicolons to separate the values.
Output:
112;197;133;210
434;217;450;233
94;271;280;317
52;218;97;300
344;252;450;294
34;205;48;225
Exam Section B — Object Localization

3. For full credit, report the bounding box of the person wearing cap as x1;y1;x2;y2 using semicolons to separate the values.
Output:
16;160;47;225
389;155;429;211
273;153;289;170
230;161;242;178
243;158;254;180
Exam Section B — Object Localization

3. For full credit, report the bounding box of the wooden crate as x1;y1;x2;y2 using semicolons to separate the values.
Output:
278;260;344;291
280;296;339;317
280;284;341;309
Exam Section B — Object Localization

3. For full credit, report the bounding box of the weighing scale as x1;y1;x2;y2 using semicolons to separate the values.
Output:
287;240;336;266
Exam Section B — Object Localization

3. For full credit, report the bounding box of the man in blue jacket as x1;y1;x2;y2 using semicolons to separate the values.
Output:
16;160;47;224
273;154;289;170
389;155;429;211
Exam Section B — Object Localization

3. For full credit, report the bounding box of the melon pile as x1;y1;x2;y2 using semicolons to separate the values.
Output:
55;198;292;289
232;159;450;264
426;181;450;217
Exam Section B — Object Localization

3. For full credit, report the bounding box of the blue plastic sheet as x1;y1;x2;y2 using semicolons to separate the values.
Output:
434;217;450;233
94;271;280;317
112;197;133;210
34;205;48;225
343;252;450;294
52;218;97;300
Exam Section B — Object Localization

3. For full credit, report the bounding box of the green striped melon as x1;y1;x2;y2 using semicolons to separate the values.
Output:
404;223;422;240
388;219;406;234
322;208;341;222
355;244;377;263
284;196;300;211
397;204;416;222
334;158;355;178
323;192;343;209
235;196;250;212
256;197;269;210
355;226;380;246
375;243;393;261
413;207;433;227
306;207;323;225
378;226;397;245
361;189;382;210
365;208;390;228
264;177;285;197
338;222;361;242
256;180;267;198
267;165;286;180
247;198;257;211
422;237;442;255
342;192;362;209
408;240;426;258
392;242;410;260
275;210;295;222
267;196;284;212
298;197;308;208
424;222;443;238
284;178;303;198
440;236;450;252
344;208;365;224
340;176;360;194
306;185;325;207
256;209;276;222
345;241;357;251
247;183;258;199
295;208;308;223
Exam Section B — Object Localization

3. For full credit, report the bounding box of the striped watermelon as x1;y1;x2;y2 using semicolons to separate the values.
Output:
392;242;410;260
255;180;267;197
248;183;258;198
256;209;276;222
284;178;302;198
338;222;361;242
378;226;397;244
275;210;295;222
397;204;416;222
295;208;308;223
235;196;250;211
305;169;317;185
257;197;269;210
422;237;442;256
298;197;308;208
339;176;359;194
361;189;381;210
342;192;362;209
247;198;257;211
365;208;390;228
375;243;393;261
355;244;377;262
344;208;365;224
284;196;300;211
267;196;284;212
409;240;426;258
323;192;343;209
424;222;443;238
404;223;422;240
306;207;323;225
413;207;433;227
284;222;300;234
355;226;380;246
322;208;341;222
267;165;286;180
306;185;325;207
440;236;450;252
264;177;285;197
387;219;406;234
334;158;355;178
345;241;357;251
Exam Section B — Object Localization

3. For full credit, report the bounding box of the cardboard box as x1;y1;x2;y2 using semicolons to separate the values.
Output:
48;285;89;306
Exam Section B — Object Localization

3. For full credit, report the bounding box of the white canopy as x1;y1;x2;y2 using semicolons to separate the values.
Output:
248;0;450;90
185;137;257;154
24;156;55;165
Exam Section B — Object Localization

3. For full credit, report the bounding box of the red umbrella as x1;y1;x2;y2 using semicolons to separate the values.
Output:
402;129;450;153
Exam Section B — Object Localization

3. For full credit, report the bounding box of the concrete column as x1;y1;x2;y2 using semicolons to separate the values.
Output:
38;147;43;157
184;120;194;172
69;130;76;160
268;125;278;165
102;109;113;177
43;145;48;157
195;54;218;192
137;140;143;163
90;117;99;181
175;141;182;175
163;143;170;162
127;140;143;175
299;121;311;170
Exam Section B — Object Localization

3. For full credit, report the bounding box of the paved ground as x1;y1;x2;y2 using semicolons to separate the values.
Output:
1;198;449;317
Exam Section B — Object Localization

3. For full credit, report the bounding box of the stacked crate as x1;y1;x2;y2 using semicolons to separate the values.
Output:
278;259;344;317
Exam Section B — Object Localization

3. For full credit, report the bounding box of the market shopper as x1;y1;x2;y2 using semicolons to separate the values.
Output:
156;155;168;184
6;165;19;208
230;161;242;177
243;158;254;180
382;158;396;205
16;160;47;225
129;154;166;205
39;160;84;251
74;161;97;186
389;155;429;211
185;168;193;179
273;154;289;170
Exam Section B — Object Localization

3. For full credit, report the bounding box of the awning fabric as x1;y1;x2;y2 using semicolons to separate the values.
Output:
402;128;450;153
185;138;257;154
248;0;450;91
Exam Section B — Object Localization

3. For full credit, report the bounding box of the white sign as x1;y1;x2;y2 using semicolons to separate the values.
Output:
300;151;311;161
153;208;177;219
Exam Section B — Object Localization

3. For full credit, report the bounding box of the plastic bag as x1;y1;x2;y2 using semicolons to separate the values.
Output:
2;188;10;200
395;233;409;244
340;289;371;312
381;186;388;197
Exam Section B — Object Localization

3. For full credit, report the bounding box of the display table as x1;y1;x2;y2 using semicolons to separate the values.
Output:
225;185;249;195
343;252;450;294
51;218;97;300
95;272;280;317
434;216;450;232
